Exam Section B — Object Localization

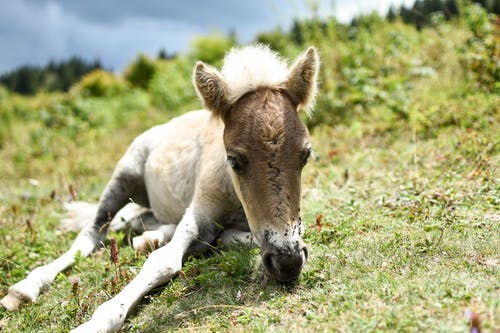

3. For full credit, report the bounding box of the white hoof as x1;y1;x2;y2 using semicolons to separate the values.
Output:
70;321;113;333
1;289;31;311
71;302;126;333
132;230;165;252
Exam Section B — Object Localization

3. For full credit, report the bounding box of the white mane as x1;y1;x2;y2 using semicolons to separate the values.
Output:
221;44;290;104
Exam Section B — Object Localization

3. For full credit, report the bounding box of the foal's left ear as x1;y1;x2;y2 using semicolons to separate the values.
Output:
285;47;320;112
193;61;231;117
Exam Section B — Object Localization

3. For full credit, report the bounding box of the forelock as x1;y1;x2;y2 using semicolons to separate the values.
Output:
221;44;289;104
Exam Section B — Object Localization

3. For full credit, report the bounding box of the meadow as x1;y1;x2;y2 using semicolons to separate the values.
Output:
0;4;498;332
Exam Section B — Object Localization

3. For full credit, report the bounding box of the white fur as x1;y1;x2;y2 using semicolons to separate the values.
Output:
59;202;147;232
221;44;290;104
70;207;199;333
132;224;177;252
219;229;254;247
59;201;98;232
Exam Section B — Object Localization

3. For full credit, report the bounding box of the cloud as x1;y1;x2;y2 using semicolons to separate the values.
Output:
334;0;415;22
0;0;283;73
0;0;414;74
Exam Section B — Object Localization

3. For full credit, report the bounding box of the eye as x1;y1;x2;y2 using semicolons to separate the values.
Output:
302;145;312;165
226;153;247;173
227;155;240;171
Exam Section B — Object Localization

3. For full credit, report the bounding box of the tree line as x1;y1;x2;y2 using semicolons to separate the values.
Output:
387;0;500;29
0;57;102;95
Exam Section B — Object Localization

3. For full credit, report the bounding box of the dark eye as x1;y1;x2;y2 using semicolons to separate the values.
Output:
302;146;312;165
227;155;240;171
227;153;247;173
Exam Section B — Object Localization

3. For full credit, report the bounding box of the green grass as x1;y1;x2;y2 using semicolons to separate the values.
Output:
1;93;498;331
0;11;499;332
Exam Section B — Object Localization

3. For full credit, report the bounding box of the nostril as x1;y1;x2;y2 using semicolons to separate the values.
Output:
302;246;309;262
262;252;274;271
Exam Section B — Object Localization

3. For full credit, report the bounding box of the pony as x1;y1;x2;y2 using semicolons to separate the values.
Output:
1;44;319;332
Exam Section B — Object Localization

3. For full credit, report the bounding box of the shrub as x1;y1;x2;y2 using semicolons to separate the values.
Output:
0;86;13;147
460;4;500;92
149;58;198;112
189;32;236;66
71;70;127;98
256;29;290;54
124;54;157;89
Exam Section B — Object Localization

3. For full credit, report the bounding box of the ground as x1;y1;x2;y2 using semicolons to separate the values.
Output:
0;101;498;331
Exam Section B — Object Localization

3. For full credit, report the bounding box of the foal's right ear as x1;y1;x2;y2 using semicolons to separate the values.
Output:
193;62;231;117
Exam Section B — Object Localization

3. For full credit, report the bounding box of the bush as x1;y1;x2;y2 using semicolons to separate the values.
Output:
149;58;199;112
189;33;236;66
460;4;500;92
71;70;127;98
256;29;290;54
124;54;157;89
0;86;13;147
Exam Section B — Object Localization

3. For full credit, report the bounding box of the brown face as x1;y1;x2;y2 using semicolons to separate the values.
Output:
223;88;312;282
193;45;319;282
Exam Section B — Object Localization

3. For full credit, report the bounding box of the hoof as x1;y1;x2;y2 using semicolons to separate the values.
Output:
1;290;30;311
132;235;150;253
132;232;164;253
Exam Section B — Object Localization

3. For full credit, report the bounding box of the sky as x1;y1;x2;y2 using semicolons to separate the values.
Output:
0;0;415;74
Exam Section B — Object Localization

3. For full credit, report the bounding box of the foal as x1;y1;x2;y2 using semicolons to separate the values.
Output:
1;44;319;332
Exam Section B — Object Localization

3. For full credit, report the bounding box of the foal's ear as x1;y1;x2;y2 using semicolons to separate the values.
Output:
285;47;319;112
193;62;231;117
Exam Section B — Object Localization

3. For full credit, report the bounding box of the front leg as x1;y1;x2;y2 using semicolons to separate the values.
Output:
70;205;217;333
219;228;255;247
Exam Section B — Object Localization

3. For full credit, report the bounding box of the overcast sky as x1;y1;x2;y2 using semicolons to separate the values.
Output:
0;0;414;74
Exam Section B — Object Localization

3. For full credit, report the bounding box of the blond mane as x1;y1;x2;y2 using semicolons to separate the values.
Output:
221;44;290;104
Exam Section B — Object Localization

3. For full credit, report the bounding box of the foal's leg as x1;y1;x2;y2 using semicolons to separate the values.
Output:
1;146;148;311
218;228;254;247
132;224;177;253
70;205;217;333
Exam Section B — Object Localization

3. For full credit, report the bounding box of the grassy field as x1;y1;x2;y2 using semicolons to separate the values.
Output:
0;7;499;333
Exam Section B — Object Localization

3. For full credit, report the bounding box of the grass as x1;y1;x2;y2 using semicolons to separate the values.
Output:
1;93;498;331
0;12;499;332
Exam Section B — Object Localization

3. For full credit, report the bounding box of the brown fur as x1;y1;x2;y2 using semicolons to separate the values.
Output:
223;88;310;239
285;47;320;112
193;62;231;117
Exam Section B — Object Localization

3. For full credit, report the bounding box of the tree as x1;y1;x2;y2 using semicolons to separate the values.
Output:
0;57;101;95
387;6;397;21
491;0;500;14
444;0;459;18
157;48;176;60
290;19;305;45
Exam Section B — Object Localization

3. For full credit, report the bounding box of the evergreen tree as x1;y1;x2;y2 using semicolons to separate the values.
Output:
387;6;397;21
157;49;176;60
491;0;500;14
444;0;459;18
0;57;101;95
290;19;305;45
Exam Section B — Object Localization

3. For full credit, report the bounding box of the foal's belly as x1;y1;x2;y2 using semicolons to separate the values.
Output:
144;111;208;224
